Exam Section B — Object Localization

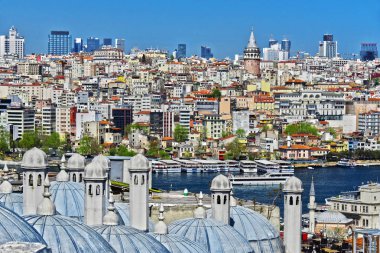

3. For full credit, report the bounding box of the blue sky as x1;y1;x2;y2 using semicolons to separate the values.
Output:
0;0;379;58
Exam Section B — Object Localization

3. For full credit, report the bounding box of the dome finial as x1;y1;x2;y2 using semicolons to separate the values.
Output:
56;155;69;182
0;164;12;193
154;203;168;234
36;175;56;216
194;191;206;219
102;193;119;226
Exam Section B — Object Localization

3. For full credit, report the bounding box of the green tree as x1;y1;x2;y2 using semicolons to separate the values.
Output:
146;140;160;158
284;122;319;136
113;145;136;156
77;135;102;156
326;127;337;138
43;132;61;151
210;88;222;100
225;138;245;160
174;124;188;143
18;130;41;149
0;127;10;152
235;129;246;138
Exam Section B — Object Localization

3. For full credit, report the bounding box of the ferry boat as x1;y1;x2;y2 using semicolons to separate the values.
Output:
239;160;257;173
337;158;356;167
272;160;295;173
224;160;240;172
152;160;181;173
176;159;200;173
228;172;293;186
255;160;280;173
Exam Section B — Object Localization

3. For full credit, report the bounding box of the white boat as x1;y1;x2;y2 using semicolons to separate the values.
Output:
225;160;240;172
228;172;293;186
272;160;295;173
307;166;314;170
239;160;257;173
337;158;356;167
255;160;280;173
152;160;181;173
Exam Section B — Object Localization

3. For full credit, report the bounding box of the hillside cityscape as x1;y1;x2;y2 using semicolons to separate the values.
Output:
0;10;379;253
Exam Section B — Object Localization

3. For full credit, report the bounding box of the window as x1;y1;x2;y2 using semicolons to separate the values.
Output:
89;185;93;195
96;185;100;195
296;197;299;205
134;175;138;185
73;174;77;182
289;196;293;205
217;195;221;204
141;175;145;185
224;195;227;204
37;174;42;186
28;174;33;186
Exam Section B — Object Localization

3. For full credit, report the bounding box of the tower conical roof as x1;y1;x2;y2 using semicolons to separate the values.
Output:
310;176;315;196
247;30;257;48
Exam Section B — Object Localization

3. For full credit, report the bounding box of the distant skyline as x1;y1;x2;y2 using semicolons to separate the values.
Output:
0;0;379;58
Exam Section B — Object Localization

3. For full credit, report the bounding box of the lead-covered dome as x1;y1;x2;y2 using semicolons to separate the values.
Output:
283;176;303;193
168;218;253;253
84;161;106;178
0;192;23;215
50;181;85;221
93;225;170;253
210;174;231;191
316;211;353;224
67;154;86;170
24;215;116;253
0;205;46;246
207;206;283;253
151;234;208;253
21;147;47;169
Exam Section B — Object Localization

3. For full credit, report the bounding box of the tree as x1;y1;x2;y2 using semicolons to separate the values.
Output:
146;140;160;158
235;129;246;138
43;132;61;151
210;88;222;100
284;122;319;136
0;127;10;157
77;135;102;156
225;138;245;160
174;124;188;143
110;145;136;156
18;130;41;149
326;127;337;138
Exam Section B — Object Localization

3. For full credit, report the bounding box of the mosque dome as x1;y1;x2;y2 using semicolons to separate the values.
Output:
210;174;231;191
21;147;48;169
283;176;303;193
151;234;208;253
93;225;170;253
50;181;85;221
84;161;106;178
316;211;353;224
207;206;283;253
24;215;116;253
168;218;253;253
92;155;110;171
0;192;23;215
0;205;46;246
67;154;86;170
129;154;150;172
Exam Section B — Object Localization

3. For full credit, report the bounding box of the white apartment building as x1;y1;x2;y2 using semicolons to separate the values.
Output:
41;106;56;135
56;107;72;137
6;105;35;138
278;91;345;120
75;111;102;140
0;26;25;58
232;110;249;135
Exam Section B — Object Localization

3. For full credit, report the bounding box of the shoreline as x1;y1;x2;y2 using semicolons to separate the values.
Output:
294;160;380;168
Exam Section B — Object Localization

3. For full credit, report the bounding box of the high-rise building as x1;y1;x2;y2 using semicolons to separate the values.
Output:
112;106;133;136
243;30;261;76
177;44;186;59
6;104;35;139
115;38;125;52
263;42;289;61
0;26;25;58
103;38;112;46
268;37;278;48
318;34;337;59
281;38;291;56
48;31;71;55
201;46;213;59
86;37;100;52
360;43;378;61
73;38;83;53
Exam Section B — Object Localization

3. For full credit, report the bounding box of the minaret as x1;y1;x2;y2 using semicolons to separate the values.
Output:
128;154;150;231
210;174;232;224
283;176;303;253
56;155;69;182
308;176;316;234
84;161;107;226
0;164;12;193
36;175;56;216
67;153;86;183
154;203;168;235
22;147;48;215
244;28;261;76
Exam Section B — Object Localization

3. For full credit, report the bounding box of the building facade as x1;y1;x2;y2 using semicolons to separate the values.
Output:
48;31;71;55
244;30;261;76
0;26;25;58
